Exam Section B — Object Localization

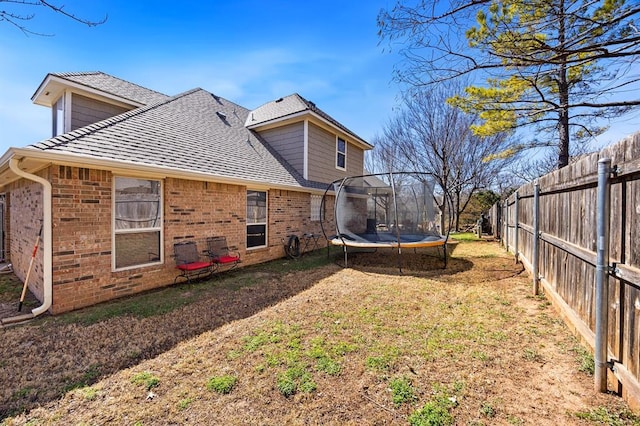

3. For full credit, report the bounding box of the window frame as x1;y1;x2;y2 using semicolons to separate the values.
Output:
112;176;164;271
336;137;347;170
246;189;268;250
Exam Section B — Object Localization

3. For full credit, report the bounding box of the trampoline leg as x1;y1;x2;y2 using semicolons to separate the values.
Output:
343;246;348;268
443;243;448;269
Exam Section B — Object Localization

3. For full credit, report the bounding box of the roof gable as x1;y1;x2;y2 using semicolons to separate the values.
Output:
247;93;371;149
32;72;169;108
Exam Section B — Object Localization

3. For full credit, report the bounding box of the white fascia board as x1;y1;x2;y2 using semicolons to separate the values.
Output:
3;148;307;193
32;75;144;109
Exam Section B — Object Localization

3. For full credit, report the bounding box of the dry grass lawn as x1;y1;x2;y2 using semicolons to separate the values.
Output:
1;240;638;425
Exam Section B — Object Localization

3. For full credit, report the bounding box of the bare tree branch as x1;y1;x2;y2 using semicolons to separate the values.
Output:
0;0;107;35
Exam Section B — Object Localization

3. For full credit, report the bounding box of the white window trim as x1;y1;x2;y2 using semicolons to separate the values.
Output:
247;189;268;250
310;194;322;222
336;136;347;171
112;176;164;271
64;90;72;133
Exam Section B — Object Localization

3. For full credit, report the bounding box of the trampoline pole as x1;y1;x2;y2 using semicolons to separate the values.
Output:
443;242;448;269
389;172;403;273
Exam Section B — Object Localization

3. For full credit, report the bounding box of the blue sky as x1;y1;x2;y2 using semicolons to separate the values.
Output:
1;0;638;157
0;0;400;153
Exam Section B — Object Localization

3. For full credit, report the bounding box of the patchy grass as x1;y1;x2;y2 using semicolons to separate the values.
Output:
574;406;640;425
1;243;636;425
449;232;481;242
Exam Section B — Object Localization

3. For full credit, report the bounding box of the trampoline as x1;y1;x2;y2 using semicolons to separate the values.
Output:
321;172;450;270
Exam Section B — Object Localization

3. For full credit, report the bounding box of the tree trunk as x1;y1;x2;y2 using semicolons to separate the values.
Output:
557;0;570;169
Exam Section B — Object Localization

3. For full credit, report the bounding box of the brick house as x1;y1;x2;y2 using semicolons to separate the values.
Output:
0;72;371;315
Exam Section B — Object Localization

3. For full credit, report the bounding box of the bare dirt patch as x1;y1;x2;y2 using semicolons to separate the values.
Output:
0;241;637;425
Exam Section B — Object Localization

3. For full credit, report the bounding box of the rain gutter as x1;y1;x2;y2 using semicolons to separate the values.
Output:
1;157;52;325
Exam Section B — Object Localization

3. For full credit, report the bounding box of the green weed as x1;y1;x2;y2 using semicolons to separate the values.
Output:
78;386;98;401
131;371;160;391
522;347;542;362
480;402;496;418
206;375;237;394
177;397;194;410
276;365;316;397
572;345;595;376
316;357;341;376
409;398;454;426
389;376;416;406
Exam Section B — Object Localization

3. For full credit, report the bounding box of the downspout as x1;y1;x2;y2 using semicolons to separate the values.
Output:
2;157;52;323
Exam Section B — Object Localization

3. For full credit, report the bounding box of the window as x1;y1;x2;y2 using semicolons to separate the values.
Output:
247;190;267;249
113;177;162;270
336;137;346;170
310;194;322;222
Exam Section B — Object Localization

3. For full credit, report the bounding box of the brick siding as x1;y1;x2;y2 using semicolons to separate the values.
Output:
6;172;46;302
7;166;335;314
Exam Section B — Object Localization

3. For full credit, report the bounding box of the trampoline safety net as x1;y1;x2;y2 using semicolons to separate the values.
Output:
325;172;444;247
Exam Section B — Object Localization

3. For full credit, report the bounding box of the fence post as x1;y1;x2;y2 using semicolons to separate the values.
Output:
533;180;540;295
514;191;519;263
595;158;612;393
505;199;509;253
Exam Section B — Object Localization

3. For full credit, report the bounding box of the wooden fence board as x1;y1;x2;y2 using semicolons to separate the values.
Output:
624;285;639;378
496;131;640;409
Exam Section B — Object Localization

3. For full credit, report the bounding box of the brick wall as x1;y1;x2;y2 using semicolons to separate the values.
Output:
8;166;335;314
6;172;46;302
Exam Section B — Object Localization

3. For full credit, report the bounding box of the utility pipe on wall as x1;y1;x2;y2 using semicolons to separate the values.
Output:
5;158;52;320
594;158;612;392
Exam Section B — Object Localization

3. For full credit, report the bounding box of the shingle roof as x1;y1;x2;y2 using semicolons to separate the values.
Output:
51;72;169;105
247;93;369;146
28;89;311;189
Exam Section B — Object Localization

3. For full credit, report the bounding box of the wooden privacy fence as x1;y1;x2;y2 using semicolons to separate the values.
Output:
497;132;640;410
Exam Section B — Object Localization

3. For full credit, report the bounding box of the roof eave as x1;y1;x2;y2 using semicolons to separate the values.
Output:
31;74;146;108
0;148;309;193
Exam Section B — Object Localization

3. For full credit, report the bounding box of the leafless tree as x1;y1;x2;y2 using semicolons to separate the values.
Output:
1;0;107;35
373;83;516;231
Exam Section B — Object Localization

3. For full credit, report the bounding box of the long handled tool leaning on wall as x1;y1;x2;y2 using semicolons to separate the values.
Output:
18;224;43;312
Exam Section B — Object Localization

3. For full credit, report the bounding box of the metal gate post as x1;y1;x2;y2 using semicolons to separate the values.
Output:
595;158;612;392
514;191;519;263
533;181;540;295
505;199;509;253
